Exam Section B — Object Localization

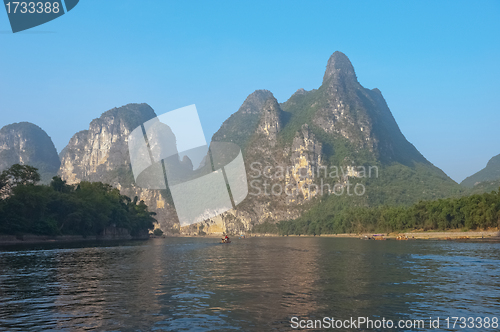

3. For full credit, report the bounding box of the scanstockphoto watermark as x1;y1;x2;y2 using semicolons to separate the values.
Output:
248;162;378;198
290;316;499;330
4;0;80;33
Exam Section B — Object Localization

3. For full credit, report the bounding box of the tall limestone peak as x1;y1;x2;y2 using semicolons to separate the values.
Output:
307;51;432;167
322;51;357;85
59;103;156;185
205;51;459;235
58;103;179;233
0;122;60;183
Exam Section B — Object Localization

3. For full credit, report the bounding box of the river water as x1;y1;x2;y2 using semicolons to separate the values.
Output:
0;237;499;331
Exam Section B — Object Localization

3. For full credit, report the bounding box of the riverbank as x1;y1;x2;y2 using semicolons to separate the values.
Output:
388;230;499;240
241;229;500;241
3;229;499;245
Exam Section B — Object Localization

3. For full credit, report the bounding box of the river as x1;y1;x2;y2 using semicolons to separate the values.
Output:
0;237;499;331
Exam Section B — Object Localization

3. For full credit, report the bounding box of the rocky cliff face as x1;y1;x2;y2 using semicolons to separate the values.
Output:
58;103;179;233
256;97;282;145
0;122;60;183
59;104;155;185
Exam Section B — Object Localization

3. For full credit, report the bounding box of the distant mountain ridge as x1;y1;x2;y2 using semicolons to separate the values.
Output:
0;122;60;183
461;154;500;188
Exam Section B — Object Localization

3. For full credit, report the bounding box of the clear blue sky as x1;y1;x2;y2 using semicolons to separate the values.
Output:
1;1;499;183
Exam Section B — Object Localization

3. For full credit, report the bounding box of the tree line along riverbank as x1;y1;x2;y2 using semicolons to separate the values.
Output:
0;164;157;240
252;187;500;236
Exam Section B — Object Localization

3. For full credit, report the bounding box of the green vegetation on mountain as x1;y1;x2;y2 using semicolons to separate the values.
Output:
0;164;156;237
278;88;322;144
461;154;500;188
251;221;279;234
212;90;274;150
468;179;500;195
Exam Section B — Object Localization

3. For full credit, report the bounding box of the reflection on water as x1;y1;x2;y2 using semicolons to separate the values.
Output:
0;238;499;331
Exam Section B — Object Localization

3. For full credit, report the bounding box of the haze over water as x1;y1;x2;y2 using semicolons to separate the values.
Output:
0;237;499;331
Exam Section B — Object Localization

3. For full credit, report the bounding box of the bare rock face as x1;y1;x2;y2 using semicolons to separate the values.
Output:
257;97;282;145
322;51;357;85
0;122;60;183
58;103;179;232
59;104;155;185
180;155;193;171
290;124;322;169
238;89;275;115
289;124;323;200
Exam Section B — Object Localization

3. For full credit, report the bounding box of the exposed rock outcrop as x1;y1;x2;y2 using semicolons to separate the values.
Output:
257;97;283;145
0;122;60;183
58;103;179;232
